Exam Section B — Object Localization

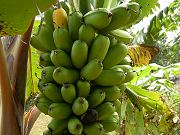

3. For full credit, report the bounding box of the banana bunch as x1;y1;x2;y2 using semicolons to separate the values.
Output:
30;1;139;134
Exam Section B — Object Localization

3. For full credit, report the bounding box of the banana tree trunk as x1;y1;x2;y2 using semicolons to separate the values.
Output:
0;19;34;135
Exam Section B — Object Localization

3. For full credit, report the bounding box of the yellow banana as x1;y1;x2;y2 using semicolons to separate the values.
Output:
53;8;68;28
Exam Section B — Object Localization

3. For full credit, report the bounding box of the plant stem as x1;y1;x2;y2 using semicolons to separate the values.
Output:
0;39;21;135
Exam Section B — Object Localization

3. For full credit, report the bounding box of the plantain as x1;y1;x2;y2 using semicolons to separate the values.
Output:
95;102;115;120
50;49;72;68
44;7;54;30
61;84;76;104
48;103;72;119
68;116;83;134
48;118;68;134
109;29;133;44
88;35;110;62
103;42;128;69
68;11;83;41
83;122;105;135
80;59;103;81
71;40;88;69
53;8;68;28
53;28;72;53
41;83;63;102
72;97;89;116
87;89;106;108
77;80;91;98
101;85;121;101
102;5;131;31
53;66;79;84
100;115;119;132
112;65;134;83
84;8;112;30
81;109;98;124
39;52;53;67
35;94;52;115
41;66;56;83
79;0;91;15
93;68;125;86
79;24;96;46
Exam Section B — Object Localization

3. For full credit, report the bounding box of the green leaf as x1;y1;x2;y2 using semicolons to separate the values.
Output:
127;84;161;101
135;0;159;21
0;0;56;36
135;109;144;135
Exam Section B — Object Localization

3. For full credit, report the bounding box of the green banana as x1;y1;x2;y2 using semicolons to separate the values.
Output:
103;0;112;10
100;115;119;132
48;118;68;134
101;85;121;101
36;24;56;50
110;0;118;8
95;102;115;120
68;116;83;134
38;79;47;92
53;28;72;53
88;35;110;62
41;83;63;102
103;42;128;69
118;56;131;65
113;99;121;115
109;29;133;43
112;65;134;83
84;8;112;30
87;89;106;108
79;0;91;15
50;49;72;68
30;24;56;52
112;112;119;122
76;80;91;98
83;122;105;135
44;7;54;30
53;66;79;84
81;109;98;124
80;59;103;81
93;68;125;86
102;5;131;31
61;84;76;104
41;66;56;83
108;35;118;48
68;11;83;41
79;24;96;46
121;2;141;28
72;97;89;115
35;94;52;115
117;83;126;92
71;40;88;69
39;52;53;67
43;129;52;135
94;0;104;8
60;1;71;15
48;103;72;119
30;35;48;52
